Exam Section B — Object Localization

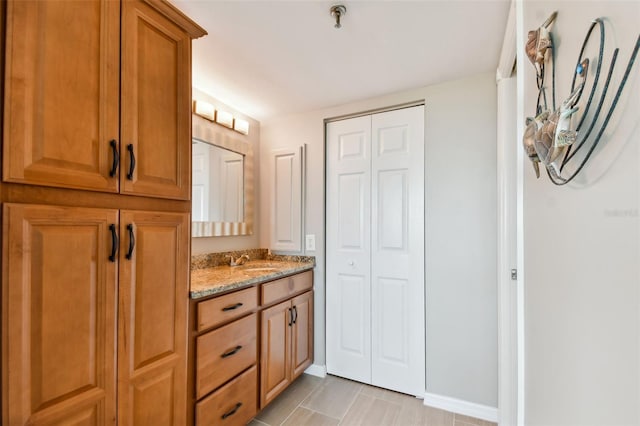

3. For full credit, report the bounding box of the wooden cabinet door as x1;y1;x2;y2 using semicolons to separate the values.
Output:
2;203;118;425
117;211;190;425
260;300;292;407
3;0;120;192
120;0;192;200
291;291;314;379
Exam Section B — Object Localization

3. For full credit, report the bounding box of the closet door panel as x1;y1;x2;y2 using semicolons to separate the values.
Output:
371;106;425;396
326;116;372;383
3;0;120;192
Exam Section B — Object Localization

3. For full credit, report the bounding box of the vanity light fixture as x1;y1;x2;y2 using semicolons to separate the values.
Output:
215;109;234;128
193;100;215;121
193;98;250;136
233;118;249;135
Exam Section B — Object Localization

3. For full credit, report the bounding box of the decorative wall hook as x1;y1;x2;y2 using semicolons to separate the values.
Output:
522;12;640;185
330;5;347;29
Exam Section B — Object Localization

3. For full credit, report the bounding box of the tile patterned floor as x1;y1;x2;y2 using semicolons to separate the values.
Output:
249;374;497;426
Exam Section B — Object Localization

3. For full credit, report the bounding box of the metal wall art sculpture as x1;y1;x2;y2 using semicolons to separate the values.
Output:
523;12;640;185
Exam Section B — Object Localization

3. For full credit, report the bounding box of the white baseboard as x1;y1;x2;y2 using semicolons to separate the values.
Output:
423;392;498;423
304;364;327;378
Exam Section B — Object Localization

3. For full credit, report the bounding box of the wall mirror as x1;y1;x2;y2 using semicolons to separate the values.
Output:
192;114;254;237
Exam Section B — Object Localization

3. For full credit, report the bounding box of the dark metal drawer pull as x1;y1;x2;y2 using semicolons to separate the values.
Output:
109;224;118;262
292;305;298;324
109;140;119;177
288;308;293;327
222;303;243;312
221;345;243;358
125;224;135;260
126;144;135;180
221;402;242;420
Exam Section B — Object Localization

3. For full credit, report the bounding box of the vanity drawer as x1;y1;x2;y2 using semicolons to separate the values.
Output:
197;286;258;331
261;270;313;306
196;313;257;399
196;365;258;426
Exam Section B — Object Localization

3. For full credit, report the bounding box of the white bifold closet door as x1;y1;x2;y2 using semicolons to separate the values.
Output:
326;105;425;397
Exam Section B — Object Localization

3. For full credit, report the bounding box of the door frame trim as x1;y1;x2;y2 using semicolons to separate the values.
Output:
496;1;521;425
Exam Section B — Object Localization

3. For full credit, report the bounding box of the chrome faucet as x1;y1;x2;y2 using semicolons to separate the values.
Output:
226;254;250;266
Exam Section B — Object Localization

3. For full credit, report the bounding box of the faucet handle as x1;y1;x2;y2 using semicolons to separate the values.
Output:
225;254;237;266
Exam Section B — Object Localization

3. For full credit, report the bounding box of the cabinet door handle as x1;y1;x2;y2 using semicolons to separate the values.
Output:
288;308;293;327
125;224;135;260
292;306;298;324
221;345;243;358
109;140;119;177
221;402;242;420
126;144;136;180
222;303;243;312
109;224;118;262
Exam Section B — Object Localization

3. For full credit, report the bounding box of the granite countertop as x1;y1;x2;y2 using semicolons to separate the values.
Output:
190;259;315;299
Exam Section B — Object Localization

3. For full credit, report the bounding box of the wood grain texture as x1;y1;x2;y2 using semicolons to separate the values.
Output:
1;182;190;212
196;313;258;399
117;210;190;425
120;0;191;200
196;365;257;426
142;0;207;39
291;291;314;379
260;300;292;408
261;270;313;307
197;286;258;332
3;0;120;192
2;203;118;425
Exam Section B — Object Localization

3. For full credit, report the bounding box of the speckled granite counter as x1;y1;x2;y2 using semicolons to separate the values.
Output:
190;259;315;299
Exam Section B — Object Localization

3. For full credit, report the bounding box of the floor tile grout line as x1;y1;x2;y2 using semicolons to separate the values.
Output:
279;378;325;426
336;384;363;425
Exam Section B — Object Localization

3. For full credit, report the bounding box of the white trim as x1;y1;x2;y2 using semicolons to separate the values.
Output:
515;0;526;424
304;364;327;378
497;1;517;81
423;392;498;423
497;76;518;426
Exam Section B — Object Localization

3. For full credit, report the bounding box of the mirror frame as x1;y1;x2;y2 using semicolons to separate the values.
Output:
191;114;254;237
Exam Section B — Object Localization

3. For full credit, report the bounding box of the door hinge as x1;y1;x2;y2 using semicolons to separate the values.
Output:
510;269;517;280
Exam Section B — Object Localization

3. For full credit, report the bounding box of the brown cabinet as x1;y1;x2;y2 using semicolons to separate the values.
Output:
2;204;119;425
120;0;192;199
191;293;259;425
3;0;120;192
260;288;314;407
2;205;191;425
196;365;258;426
3;0;194;200
117;210;190;425
189;270;314;423
1;1;205;425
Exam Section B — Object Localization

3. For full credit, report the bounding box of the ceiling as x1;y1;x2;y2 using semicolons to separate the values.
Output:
171;0;511;121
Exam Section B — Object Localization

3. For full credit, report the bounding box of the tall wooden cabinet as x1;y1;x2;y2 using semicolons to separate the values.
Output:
1;1;205;425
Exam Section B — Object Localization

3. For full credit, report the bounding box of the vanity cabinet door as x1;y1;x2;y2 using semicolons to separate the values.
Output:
260;299;292;407
3;0;121;192
117;210;190;425
120;0;192;200
291;291;314;379
2;203;118;425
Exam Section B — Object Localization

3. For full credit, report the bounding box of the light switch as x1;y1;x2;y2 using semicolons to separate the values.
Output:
305;234;316;251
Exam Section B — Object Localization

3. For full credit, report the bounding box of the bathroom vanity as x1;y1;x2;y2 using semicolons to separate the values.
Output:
189;257;315;425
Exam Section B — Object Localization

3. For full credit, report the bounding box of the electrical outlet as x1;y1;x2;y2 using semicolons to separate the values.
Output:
305;234;316;251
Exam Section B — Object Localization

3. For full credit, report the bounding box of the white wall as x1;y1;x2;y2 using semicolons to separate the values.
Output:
191;88;261;255
520;1;640;424
260;73;498;408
